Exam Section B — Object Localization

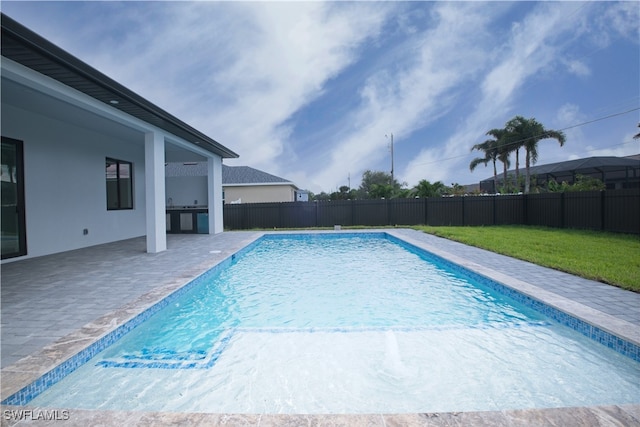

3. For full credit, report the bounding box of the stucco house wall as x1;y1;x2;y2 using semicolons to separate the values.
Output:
165;176;208;207
224;184;296;204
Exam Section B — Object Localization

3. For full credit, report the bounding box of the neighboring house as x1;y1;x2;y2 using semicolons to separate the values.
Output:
0;14;238;261
479;155;640;193
165;163;306;204
223;165;307;204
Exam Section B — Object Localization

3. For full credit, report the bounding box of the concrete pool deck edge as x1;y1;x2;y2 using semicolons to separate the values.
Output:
1;229;639;425
1;404;639;426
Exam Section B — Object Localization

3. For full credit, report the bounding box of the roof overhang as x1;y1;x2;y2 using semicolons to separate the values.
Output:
1;13;238;159
223;182;298;188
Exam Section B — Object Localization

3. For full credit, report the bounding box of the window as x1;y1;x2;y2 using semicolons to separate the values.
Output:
1;137;27;259
106;158;133;210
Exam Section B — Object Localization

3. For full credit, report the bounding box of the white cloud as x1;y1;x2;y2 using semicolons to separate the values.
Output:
564;59;591;77
196;2;392;171
402;2;592;188
556;103;586;128
570;141;640;160
308;2;496;191
60;2;391;175
602;1;640;42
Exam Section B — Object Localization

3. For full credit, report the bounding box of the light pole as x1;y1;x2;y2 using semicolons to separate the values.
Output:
385;133;394;184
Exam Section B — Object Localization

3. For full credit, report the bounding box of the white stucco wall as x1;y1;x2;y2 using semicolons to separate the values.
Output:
165;176;208;207
2;103;147;259
209;156;224;233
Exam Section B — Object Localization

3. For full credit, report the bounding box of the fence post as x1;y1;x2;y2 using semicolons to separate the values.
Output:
600;190;605;231
492;195;496;225
461;197;465;226
560;192;565;229
424;198;428;225
242;203;249;229
351;199;355;226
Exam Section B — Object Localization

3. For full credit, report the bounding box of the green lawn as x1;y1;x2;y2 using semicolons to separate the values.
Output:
413;225;640;292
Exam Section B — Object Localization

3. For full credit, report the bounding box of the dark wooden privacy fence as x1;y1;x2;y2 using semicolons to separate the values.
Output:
223;189;640;234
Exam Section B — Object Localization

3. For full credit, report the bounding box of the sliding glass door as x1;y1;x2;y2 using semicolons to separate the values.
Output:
1;137;27;259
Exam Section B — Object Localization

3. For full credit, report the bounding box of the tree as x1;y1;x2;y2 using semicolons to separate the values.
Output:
369;183;395;199
506;116;566;194
496;133;512;192
414;179;446;198
448;182;466;196
358;170;401;199
485;128;512;192
504;116;529;189
470;132;502;193
313;192;331;201
396;188;415;198
330;185;356;200
547;175;605;192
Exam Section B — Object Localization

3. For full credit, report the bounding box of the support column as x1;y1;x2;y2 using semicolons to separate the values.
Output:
145;131;167;252
207;156;224;234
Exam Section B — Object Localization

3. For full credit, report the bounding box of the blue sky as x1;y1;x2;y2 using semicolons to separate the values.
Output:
3;1;639;193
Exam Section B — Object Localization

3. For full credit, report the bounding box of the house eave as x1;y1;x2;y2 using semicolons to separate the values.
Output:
223;182;297;189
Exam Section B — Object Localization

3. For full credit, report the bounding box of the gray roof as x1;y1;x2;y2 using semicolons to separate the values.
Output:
222;165;292;185
1;13;238;159
165;162;209;177
165;163;294;186
480;156;640;183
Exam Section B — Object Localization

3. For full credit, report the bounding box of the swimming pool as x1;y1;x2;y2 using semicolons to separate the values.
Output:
5;233;640;413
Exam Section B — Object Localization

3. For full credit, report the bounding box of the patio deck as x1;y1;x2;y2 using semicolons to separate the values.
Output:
1;229;639;426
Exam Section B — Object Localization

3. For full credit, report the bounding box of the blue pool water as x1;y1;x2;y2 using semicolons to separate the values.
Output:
23;233;640;413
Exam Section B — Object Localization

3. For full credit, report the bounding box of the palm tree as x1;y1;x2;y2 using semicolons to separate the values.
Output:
470;138;499;193
484;128;511;193
504;116;530;190
508;117;566;193
496;134;512;192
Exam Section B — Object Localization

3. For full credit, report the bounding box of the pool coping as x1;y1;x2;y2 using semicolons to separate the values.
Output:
0;404;639;426
1;229;639;425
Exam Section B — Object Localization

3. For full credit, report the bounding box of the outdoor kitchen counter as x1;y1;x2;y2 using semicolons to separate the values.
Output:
166;207;208;233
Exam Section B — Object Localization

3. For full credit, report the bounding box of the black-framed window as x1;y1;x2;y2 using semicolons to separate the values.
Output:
106;158;133;210
1;137;27;259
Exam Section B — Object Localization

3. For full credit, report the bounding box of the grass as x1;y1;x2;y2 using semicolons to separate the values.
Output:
413;225;640;292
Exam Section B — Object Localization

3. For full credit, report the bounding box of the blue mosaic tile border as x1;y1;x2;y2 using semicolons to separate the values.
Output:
233;322;551;334
385;233;640;362
263;232;388;241
95;320;552;371
96;329;235;370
